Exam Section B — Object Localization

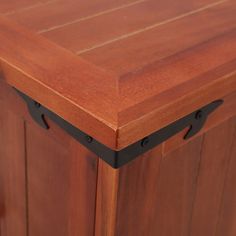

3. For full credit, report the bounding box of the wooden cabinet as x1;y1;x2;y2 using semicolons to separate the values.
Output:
0;0;235;235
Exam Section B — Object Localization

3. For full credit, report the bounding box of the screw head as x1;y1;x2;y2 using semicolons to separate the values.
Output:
86;136;93;143
34;101;41;108
195;110;203;120
141;137;149;147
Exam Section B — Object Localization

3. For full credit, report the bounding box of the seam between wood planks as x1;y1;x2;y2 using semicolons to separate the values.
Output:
1;0;59;16
76;0;229;55
37;0;147;34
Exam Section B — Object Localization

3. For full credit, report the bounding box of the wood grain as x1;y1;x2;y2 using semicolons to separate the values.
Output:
81;0;236;74
40;0;219;53
0;0;235;150
0;101;27;236
0;80;99;236
215;120;236;236
0;0;53;14
0;17;119;149
95;117;236;235
6;0;140;32
95;145;163;236
26;121;98;236
189;117;236;236
95;137;204;236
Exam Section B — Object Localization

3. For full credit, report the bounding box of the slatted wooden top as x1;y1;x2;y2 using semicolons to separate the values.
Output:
0;0;235;150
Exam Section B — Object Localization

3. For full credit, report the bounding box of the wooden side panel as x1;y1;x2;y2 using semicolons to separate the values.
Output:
215;121;236;236
189;117;236;236
95;137;203;236
0;101;27;236
26;122;98;236
146;137;203;236
0;81;98;236
96;116;236;236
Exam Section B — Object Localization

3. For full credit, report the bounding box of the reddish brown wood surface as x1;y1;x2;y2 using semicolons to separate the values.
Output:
0;0;235;150
0;81;99;236
96;116;236;236
27;124;98;236
190;117;236;236
0;99;27;235
215;129;236;236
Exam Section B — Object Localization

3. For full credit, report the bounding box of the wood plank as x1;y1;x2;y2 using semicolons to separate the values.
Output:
141;137;202;236
81;0;236;75
95;145;162;236
215;117;236;236
95;160;120;236
26;121;98;236
6;0;139;32
40;0;219;53
163;91;236;155
0;0;55;15
0;101;27;236
189;117;236;236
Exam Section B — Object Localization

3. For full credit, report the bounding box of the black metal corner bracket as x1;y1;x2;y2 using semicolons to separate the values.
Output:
15;88;223;169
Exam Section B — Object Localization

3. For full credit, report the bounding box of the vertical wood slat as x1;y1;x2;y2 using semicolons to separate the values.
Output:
150;137;203;236
0;101;27;236
189;117;236;236
215;117;236;236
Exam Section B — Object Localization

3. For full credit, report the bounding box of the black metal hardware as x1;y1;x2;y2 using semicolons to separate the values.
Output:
15;88;223;169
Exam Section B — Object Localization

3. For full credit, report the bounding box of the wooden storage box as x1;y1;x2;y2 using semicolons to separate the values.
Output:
0;1;235;235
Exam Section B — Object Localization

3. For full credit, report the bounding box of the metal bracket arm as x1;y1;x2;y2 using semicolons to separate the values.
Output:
15;88;223;169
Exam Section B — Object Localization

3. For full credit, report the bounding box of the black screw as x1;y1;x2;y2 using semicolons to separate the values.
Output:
195;110;203;120
86;136;93;143
141;137;149;147
34;101;41;108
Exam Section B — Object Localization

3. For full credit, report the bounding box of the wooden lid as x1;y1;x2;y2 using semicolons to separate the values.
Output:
0;0;235;150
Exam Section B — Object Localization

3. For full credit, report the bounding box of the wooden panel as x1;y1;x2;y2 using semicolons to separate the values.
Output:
0;101;27;236
95;159;120;236
81;0;236;75
215;120;236;236
189;117;236;236
0;75;99;236
0;0;52;14
96;117;236;235
6;0;139;32
0;79;99;236
40;0;218;53
96;137;203;235
26;122;98;236
138;138;202;236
